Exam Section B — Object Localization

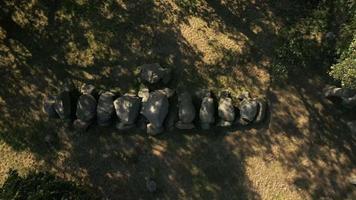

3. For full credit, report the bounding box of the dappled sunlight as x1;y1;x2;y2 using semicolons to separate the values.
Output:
0;0;355;199
179;16;248;65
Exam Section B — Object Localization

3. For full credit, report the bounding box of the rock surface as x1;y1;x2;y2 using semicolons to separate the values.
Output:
255;98;267;123
199;93;215;130
76;94;97;122
240;99;258;123
97;91;115;126
54;91;72;120
142;90;169;135
176;92;195;129
218;95;235;126
80;84;96;95
114;94;141;129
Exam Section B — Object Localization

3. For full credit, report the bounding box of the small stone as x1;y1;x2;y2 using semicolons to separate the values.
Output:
140;63;171;84
80;84;96;95
138;88;150;102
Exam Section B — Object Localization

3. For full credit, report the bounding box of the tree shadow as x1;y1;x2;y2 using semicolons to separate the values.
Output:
0;0;355;199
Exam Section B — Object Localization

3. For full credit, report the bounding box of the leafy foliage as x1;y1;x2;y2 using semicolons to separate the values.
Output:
271;0;355;83
0;170;98;200
329;35;356;89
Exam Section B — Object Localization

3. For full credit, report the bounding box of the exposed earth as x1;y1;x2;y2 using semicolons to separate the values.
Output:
0;1;355;199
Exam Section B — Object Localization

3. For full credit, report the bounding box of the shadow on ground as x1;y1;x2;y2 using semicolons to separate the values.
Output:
0;0;355;199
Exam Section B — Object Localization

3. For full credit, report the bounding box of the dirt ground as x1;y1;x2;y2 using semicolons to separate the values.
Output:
0;0;355;199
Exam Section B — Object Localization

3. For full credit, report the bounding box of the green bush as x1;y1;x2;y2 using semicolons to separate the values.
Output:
329;35;356;89
0;170;98;200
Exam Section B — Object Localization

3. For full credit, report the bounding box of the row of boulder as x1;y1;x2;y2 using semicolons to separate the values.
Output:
44;63;268;135
44;84;268;135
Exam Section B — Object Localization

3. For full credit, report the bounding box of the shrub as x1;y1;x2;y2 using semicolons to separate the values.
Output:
0;170;98;200
329;35;356;89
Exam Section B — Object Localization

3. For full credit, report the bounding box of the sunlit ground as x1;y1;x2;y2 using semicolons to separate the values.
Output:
0;0;355;199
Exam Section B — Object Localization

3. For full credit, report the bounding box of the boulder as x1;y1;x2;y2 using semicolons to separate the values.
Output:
43;95;58;118
217;94;235;127
142;90;169;135
255;98;268;123
324;85;356;108
139;63;171;84
239;99;258;123
175;92;195;129
80;84;96;95
76;94;97;122
54;91;72;120
199;93;215;130
114;94;141;130
97;91;115;126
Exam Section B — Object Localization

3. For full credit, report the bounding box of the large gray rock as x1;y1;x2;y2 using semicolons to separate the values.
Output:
217;95;235;127
324;85;356;108
255;98;268;123
43;95;58;118
240;99;258;123
142;90;169;135
323;85;355;99
114;94;141;130
54;91;72;120
199;93;215;130
139;63;171;84
76;94;97;122
97;91;115;126
176;92;195;129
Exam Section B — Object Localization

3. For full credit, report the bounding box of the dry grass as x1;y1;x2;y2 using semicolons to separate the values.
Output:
0;0;355;199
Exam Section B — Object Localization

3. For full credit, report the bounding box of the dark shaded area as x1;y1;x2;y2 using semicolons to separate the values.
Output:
0;0;355;199
0;169;98;199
